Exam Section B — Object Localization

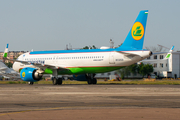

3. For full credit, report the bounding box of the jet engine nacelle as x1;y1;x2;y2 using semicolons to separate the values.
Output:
20;67;42;82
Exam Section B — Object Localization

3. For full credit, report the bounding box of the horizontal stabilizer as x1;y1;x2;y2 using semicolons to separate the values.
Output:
149;46;174;60
117;51;140;57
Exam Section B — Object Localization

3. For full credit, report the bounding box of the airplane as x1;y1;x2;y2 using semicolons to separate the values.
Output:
0;44;17;76
0;60;17;74
4;10;152;85
0;44;19;80
0;60;20;80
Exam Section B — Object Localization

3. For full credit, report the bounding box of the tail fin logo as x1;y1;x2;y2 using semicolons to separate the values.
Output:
131;22;144;40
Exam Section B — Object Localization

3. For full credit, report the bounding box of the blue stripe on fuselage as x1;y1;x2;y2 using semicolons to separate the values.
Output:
30;49;113;55
29;48;147;55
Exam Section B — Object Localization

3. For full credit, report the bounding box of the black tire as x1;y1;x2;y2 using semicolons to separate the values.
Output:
87;78;92;84
28;82;34;85
57;78;62;85
53;78;58;85
92;78;97;84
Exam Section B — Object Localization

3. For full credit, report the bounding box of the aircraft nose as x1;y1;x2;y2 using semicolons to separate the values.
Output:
149;51;153;56
12;62;19;72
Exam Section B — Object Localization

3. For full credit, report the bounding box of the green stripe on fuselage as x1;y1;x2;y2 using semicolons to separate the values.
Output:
44;66;124;75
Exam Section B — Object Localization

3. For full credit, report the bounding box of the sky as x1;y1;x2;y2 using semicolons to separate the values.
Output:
0;0;180;51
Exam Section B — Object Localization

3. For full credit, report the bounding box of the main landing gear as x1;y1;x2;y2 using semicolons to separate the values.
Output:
87;74;97;84
52;77;62;85
52;70;63;85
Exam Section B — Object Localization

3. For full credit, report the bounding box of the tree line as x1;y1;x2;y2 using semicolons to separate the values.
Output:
117;63;153;79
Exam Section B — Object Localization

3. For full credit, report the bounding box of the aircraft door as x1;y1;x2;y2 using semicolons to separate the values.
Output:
109;52;115;64
53;56;58;65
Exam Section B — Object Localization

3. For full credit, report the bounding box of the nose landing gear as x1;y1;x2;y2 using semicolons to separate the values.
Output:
28;82;34;85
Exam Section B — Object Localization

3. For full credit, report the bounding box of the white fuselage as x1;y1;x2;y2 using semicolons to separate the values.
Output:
13;50;151;74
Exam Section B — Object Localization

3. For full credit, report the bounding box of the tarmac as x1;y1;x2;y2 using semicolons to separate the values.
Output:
0;84;180;120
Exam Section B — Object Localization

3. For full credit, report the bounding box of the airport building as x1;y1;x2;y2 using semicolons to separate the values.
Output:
142;51;180;78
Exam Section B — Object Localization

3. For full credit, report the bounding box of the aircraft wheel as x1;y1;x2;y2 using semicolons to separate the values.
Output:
57;78;62;85
87;78;92;84
53;78;58;85
92;78;97;84
28;82;34;85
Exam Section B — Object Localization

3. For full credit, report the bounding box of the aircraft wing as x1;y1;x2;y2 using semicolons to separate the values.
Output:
4;58;69;71
142;59;168;62
0;67;8;70
0;72;19;76
31;62;69;70
0;73;19;76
